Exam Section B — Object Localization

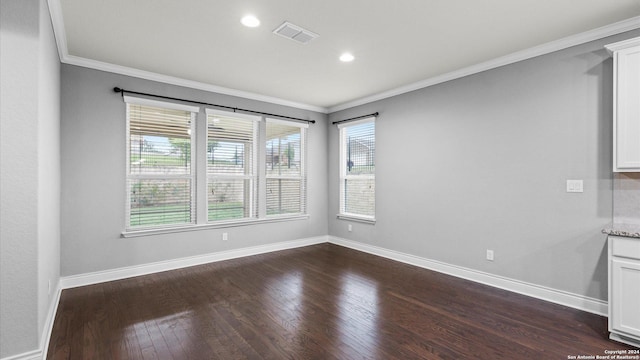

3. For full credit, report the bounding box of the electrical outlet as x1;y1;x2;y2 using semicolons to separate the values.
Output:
348;224;352;232
486;250;494;261
48;280;51;295
566;179;583;193
222;232;228;241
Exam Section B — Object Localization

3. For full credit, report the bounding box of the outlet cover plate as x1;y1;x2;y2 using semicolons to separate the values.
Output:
566;180;584;193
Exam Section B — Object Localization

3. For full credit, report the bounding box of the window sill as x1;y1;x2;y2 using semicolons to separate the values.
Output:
122;214;310;238
336;214;376;224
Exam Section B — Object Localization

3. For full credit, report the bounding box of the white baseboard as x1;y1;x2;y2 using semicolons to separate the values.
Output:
609;333;640;348
2;236;326;360
58;234;608;313
5;234;609;360
0;350;41;360
328;236;608;316
39;283;62;360
0;282;61;360
60;236;328;289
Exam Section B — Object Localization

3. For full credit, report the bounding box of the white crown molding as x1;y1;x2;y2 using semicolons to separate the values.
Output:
47;0;639;115
45;1;327;114
59;236;328;289
329;16;640;113
328;236;608;316
61;54;329;114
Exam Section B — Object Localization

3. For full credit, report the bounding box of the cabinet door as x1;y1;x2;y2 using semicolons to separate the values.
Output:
611;258;640;337
614;46;640;171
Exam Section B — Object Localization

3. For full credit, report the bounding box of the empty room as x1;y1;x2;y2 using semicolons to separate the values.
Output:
2;0;640;359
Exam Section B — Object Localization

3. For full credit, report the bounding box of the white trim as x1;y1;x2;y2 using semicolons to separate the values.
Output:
58;235;608;314
336;214;376;224
122;214;310;238
64;54;327;113
605;36;640;54
30;235;615;360
205;108;262;122
60;236;327;289
40;283;62;360
0;350;42;360
339;118;376;220
123;95;200;113
46;0;67;62
265;117;309;129
609;333;640;348
0;283;62;360
328;236;609;316
47;0;640;114
336;117;376;129
329;16;640;113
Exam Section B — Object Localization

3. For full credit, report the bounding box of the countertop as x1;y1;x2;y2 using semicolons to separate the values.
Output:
603;222;640;238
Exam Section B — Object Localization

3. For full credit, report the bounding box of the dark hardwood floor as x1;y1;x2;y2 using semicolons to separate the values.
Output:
47;243;635;359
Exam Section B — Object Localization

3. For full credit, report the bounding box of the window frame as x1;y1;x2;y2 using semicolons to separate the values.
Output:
124;96;199;231
337;117;376;223
122;98;309;237
265;118;308;218
205;108;260;223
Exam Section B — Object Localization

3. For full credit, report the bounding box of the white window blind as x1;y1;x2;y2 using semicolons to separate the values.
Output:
123;96;311;234
206;109;259;222
339;118;375;219
125;99;198;229
266;118;308;216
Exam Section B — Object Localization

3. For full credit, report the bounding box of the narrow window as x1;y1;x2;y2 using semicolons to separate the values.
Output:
206;110;259;222
265;119;308;216
339;118;375;220
125;98;198;229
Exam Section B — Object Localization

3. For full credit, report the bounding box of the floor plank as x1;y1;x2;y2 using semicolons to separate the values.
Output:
47;243;636;359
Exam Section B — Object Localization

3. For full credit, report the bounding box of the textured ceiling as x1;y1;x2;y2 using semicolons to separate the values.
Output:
56;0;640;111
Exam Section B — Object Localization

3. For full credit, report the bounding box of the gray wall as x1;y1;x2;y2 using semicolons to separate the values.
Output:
0;0;61;357
328;29;640;301
37;0;61;340
2;5;636;356
60;65;328;276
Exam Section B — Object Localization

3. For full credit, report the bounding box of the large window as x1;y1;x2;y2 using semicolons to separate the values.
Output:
338;118;375;220
124;97;308;233
125;97;199;230
206;110;258;222
266;119;307;216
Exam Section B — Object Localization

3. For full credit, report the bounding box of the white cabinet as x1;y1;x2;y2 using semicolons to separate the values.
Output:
608;235;640;347
606;37;640;172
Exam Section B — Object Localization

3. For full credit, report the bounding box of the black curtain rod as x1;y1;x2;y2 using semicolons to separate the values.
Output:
113;87;316;124
332;112;379;125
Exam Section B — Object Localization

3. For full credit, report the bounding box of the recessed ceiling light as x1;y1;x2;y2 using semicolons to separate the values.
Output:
340;53;355;62
241;15;260;28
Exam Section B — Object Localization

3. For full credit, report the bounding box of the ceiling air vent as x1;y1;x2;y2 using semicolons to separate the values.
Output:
273;21;318;45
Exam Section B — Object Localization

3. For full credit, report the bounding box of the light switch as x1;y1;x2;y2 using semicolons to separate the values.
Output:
566;180;583;193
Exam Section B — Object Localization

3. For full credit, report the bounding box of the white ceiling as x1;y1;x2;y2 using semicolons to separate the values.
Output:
53;0;640;112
